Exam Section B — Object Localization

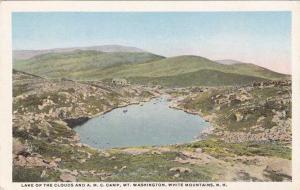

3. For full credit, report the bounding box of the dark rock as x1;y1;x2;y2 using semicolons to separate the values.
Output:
64;117;90;128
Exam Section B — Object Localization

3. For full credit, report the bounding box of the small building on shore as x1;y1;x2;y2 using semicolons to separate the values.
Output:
111;78;128;86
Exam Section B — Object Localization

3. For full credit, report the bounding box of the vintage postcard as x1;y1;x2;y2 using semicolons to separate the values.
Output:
0;1;300;190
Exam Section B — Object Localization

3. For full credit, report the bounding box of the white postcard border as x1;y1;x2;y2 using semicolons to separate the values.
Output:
0;1;300;190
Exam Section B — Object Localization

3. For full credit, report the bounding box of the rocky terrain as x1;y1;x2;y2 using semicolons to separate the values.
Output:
13;70;292;182
169;80;292;144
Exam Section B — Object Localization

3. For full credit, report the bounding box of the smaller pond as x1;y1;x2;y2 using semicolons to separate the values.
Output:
74;97;211;149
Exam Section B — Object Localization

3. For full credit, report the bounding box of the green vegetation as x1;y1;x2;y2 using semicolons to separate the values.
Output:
13;127;33;141
13;92;67;114
127;69;268;87
93;55;286;80
181;90;217;114
13;166;61;182
14;51;164;79
63;151;213;182
13;83;30;97
13;166;44;182
184;139;291;160
48;121;76;138
14;51;288;87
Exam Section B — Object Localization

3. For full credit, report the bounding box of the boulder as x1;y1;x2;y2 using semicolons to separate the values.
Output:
257;116;265;123
195;148;202;154
38;105;44;110
169;167;192;173
151;150;162;155
73;134;81;142
87;152;92;159
119;166;127;172
15;155;27;166
101;152;111;158
26;156;45;167
76;143;83;147
264;159;291;177
49;161;58;168
79;170;89;176
54;158;62;162
13;138;26;155
235;113;243;122
70;170;79;176
60;173;77;182
40;170;47;178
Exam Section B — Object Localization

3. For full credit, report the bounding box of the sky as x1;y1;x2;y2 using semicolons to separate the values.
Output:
12;12;291;74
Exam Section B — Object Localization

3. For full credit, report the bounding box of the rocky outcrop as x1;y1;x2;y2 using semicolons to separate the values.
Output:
234;113;243;122
60;173;77;182
13;138;26;155
64;117;90;128
173;80;291;144
263;159;292;181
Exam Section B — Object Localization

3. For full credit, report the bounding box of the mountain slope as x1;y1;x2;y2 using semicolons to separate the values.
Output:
13;50;289;87
72;55;287;81
126;69;269;87
13;45;145;60
14;50;165;78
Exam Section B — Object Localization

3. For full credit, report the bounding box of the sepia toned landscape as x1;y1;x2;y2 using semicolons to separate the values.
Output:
12;12;292;182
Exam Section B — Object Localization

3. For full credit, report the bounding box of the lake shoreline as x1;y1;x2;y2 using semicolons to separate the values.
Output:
68;94;160;130
168;100;215;140
73;94;211;149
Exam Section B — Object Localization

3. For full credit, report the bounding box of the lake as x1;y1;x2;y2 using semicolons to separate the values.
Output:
74;97;210;149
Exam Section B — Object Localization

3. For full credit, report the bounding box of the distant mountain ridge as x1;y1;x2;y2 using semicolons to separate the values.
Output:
215;59;246;65
13;45;145;60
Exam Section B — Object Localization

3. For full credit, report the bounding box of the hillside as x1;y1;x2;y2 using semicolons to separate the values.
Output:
13;49;289;87
13;70;291;182
88;55;287;81
14;50;164;78
13;45;145;60
126;69;268;87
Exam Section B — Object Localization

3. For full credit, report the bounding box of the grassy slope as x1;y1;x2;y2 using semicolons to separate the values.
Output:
14;50;165;78
126;69;268;87
77;55;287;80
14;52;288;87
